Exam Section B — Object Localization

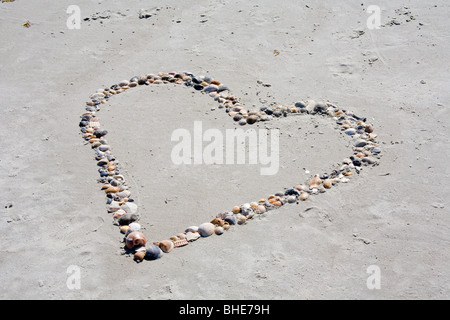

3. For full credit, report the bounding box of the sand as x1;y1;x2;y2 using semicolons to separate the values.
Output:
0;0;449;300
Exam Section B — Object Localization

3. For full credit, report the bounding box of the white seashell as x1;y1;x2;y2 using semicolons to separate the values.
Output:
215;227;224;235
107;201;121;213
185;226;199;233
121;202;138;214
198;223;215;237
186;231;200;241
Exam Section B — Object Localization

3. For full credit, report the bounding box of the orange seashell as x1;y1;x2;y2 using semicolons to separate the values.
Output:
323;179;333;189
274;201;283;207
210;80;221;86
120;225;130;234
108;165;116;171
356;152;364;158
232;206;241;214
210;218;225;226
134;250;146;262
259;198;267;203
159;240;174;253
344;171;353;176
126;232;146;249
309;175;322;188
105;186;120;193
300;192;309;201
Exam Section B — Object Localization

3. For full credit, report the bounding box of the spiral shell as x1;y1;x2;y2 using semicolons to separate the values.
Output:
125;231;146;249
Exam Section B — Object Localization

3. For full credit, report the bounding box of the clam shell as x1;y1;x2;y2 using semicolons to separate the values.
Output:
309;174;322;188
257;205;266;213
186;231;200;241
125;222;141;235
159;240;174;253
134;250;146;262
185;226;198;233
118;213;139;226
145;244;163;260
210;218;225;226
198;223;215;237
120;225;130;234
299;192;309;201
323;179;333;189
236;214;247;225
215;227;224;235
121;202;138;214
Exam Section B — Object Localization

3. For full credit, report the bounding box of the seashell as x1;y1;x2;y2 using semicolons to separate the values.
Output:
309;174;322;189
223;222;231;230
365;124;374;133
257;205;266;213
98;144;110;152
126;231;146;249
173;238;189;247
354;139;367;148
113;209;126;219
215;227;224;235
121;202;137;214
345;128;356;135
125;222;141;235
104;186;120;193
170;236;179;242
224;215;236;225
236;214;247;225
134;249;146;262
274;201;283;207
287;196;297;203
299;192;309;201
323;179;333;189
159;240;174;253
107;201;121;213
175;233;186;240
198;223;215;237
232;206;241;214
118;213;139;226
210;218;225;226
116;190;131;199
145;244;163;260
120;225;130;234
362;157;377;165
186;231;200;242
185;226;198;233
246;115;258;125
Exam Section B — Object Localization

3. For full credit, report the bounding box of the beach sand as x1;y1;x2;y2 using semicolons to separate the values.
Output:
0;0;448;299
